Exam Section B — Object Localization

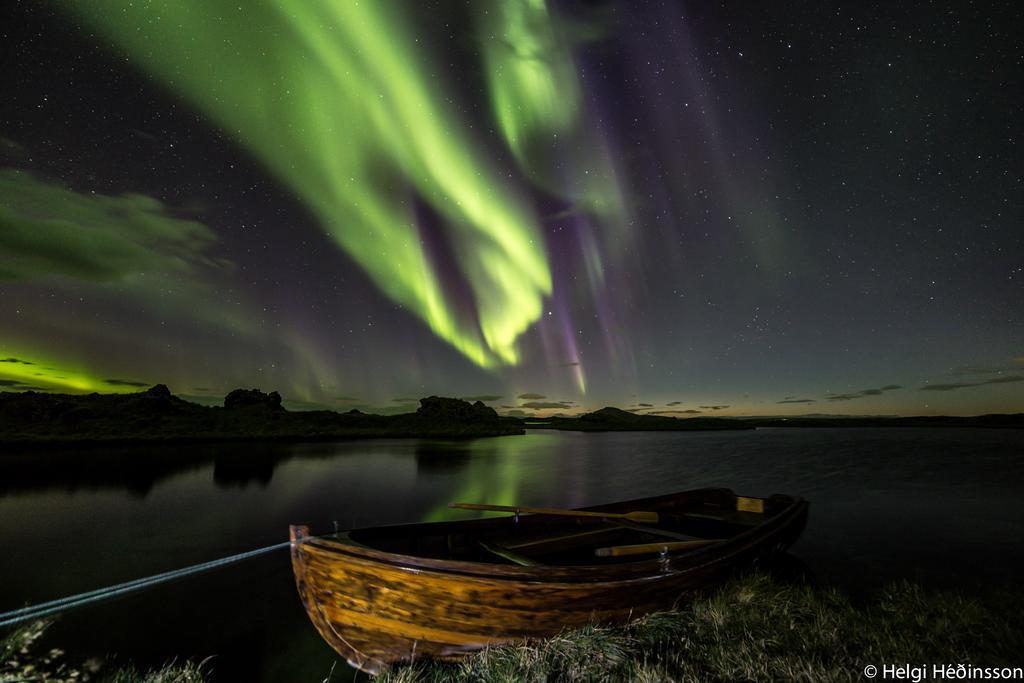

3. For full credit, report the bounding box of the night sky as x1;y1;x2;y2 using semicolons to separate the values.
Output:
1;1;1021;417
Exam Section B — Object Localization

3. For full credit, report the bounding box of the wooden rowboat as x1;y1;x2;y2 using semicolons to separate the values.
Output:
289;487;808;674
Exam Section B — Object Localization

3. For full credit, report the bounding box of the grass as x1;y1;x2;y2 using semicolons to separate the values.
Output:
0;619;207;682
377;573;1023;682
3;574;1020;682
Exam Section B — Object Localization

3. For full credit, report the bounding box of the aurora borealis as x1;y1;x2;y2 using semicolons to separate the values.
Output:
1;1;1021;416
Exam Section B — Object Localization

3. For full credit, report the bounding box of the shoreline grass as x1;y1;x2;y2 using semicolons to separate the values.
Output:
378;573;1023;682
4;574;1021;682
0;619;207;682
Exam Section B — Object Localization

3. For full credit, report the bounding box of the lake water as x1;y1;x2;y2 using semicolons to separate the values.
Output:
2;428;1022;681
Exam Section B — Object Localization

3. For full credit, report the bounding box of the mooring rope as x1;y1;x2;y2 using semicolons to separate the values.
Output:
0;540;292;629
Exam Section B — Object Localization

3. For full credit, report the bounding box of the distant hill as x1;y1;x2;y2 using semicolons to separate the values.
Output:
0;385;523;444
528;406;753;432
740;414;1024;428
522;407;1024;432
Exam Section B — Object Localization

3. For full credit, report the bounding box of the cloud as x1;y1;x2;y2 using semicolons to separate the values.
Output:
0;171;334;398
0;137;29;161
777;399;815;404
699;405;729;410
647;409;698;415
128;128;162;144
948;366;1004;375
683;409;702;414
460;395;502;402
947;359;1024;376
104;378;149;387
0;357;34;365
517;393;546;399
0;137;26;151
826;385;903;401
520;401;572;410
0;169;224;284
503;409;529;417
666;401;682;406
0;379;47;391
987;375;1024;385
557;361;580;367
920;383;976;392
638;403;654;407
920;376;1024;392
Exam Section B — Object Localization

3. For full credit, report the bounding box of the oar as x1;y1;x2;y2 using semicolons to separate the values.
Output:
594;539;723;558
448;502;659;524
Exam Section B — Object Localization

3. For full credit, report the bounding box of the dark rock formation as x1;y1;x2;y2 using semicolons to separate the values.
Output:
0;387;522;444
145;384;172;398
417;396;499;423
224;388;283;411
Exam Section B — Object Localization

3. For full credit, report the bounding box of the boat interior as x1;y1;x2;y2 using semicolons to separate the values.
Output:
346;489;795;567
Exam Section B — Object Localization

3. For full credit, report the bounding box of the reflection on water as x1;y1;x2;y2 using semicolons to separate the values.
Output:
0;443;298;496
212;451;278;488
1;428;1022;682
418;433;562;522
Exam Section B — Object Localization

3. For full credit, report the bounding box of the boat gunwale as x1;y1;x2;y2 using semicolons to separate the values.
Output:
294;489;808;583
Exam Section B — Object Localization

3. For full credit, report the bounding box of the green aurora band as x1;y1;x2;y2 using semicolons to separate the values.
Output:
479;0;581;162
476;0;626;225
57;0;589;368
0;351;139;394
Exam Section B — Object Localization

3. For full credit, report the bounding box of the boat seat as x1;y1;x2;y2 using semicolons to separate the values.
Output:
614;519;700;541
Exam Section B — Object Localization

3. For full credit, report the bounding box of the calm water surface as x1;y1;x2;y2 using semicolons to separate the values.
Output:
2;428;1022;681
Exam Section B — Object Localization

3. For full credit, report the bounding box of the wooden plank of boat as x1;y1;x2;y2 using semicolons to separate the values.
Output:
289;487;809;674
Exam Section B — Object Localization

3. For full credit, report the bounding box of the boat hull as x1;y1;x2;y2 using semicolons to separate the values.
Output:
290;489;808;673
